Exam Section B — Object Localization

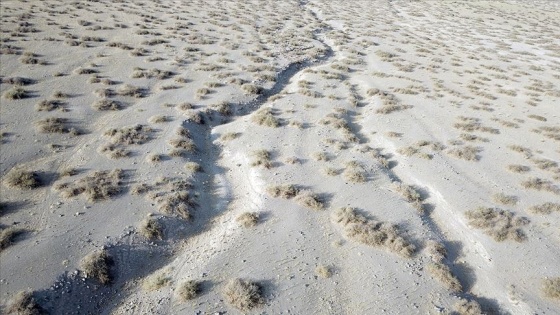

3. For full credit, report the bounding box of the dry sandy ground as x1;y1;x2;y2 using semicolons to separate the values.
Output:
1;0;560;314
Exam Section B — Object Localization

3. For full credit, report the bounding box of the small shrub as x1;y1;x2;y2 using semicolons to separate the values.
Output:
92;98;122;111
492;193;517;206
507;164;530;173
220;132;241;141
315;265;332;278
175;280;201;301
148;115;169;123
295;190;324;210
237;212;259;227
521;177;560;194
143;268;172;291
454;298;483;315
267;184;299;199
168;138;196;152
542;277;560;300
465;207;529;242
80;249;113;284
56;169;124;202
252;108;279;127
427;262;462;292
333;207;415;257
250;149;272;169
0;227;25;251
4;169;41;189
528;202;560;214
35;99;65;111
6;290;45;315
139;217;163;240
105;124;152;145
3;87;28;99
447;146;481;161
34;117;73;134
223;278;264;311
241;83;261;95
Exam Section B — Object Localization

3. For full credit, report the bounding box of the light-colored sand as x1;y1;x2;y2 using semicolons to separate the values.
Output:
1;0;559;314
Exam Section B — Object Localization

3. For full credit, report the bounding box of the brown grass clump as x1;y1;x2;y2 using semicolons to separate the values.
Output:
223;278;264;311
5;290;45;315
393;183;424;212
521;177;560;194
465;207;529;242
267;184;299;199
528;202;560;215
454;298;483;315
220;132;241;141
146;178;195;220
55;169;123;202
333;207;415;257
4;169;41;189
252;108;279;127
0;227;25;251
236;212;259;227
342;164;367;183
139;217;163;240
507;164;530;173
542;277;560;300
315;265;332;278
34;117;72;134
492;193;517;206
35;99;66;112
295;190;324;210
98;144;130;159
142;268;172;291
447;146;481;161
91;98;123;110
427;262;462;292
250;149;273;169
80;249;113;284
3;87;27;99
104;124;152;145
175;280;201;301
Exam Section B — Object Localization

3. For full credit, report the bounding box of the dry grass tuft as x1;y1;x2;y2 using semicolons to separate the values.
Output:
104;124;152;145
295;190;324;210
315;265;332;278
393;183;423;212
492;193;517;206
333;207;415;257
223;278;264;311
528;202;560;215
142;268;172;291
175;280;201;302
542;277;560;300
465;207;529;242
447;146;481;161
4;169;41;189
93;98;122;111
55;169;123;202
80;249;113;285
267;184;299;199
507;164;530;173
139;217;163;240
252;108;279;127
6;290;45;315
521;177;560;194
3;87;28;100
236;212;259;227
250;149;273;169
220;132;241;141
427;262;462;292
454;298;483;315
34;117;75;134
0;227;25;251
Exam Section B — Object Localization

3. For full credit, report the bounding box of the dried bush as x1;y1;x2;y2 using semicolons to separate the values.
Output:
4;169;41;189
454;298;483;315
528;202;560;215
295;190;324;210
252;108;279;127
492;193;517;206
315;265;332;278
5;290;45;315
267;184;299;199
80;249;113;284
521;177;560;194
139;217;163;240
427;262;462;292
0;227;25;251
333;207;415;257
92;98;122;111
250;149;272;169
55;169;124;202
175;280;201;301
142;268;171;291
104;124;152;145
465;207;529;242
447;146;481;161
34;117;75;134
236;212;259;227
542;277;560;300
223;278;264;311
